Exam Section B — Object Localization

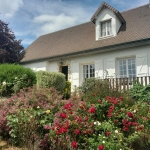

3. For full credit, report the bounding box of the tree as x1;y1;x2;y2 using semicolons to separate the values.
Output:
0;19;25;63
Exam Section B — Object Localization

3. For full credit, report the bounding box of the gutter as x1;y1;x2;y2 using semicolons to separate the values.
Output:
20;38;150;64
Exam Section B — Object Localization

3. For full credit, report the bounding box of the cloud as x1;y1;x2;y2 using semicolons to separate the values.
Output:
21;0;94;37
32;13;78;36
0;0;23;17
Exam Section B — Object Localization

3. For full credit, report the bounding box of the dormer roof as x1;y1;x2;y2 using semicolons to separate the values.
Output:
91;2;126;24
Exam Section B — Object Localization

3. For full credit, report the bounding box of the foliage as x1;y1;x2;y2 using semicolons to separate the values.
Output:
0;64;36;96
130;81;150;103
80;78;121;103
36;70;66;92
63;81;71;99
0;86;63;148
47;96;150;150
0;20;25;63
0;79;150;150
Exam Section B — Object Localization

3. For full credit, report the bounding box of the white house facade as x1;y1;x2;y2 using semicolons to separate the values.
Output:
21;2;150;90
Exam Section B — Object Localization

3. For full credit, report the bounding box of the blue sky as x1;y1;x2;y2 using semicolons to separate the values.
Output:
0;0;148;48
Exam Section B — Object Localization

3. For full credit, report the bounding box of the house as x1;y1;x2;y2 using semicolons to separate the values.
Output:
21;2;150;90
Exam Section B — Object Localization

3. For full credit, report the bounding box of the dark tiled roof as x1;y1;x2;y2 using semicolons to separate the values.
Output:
91;2;125;24
22;4;150;63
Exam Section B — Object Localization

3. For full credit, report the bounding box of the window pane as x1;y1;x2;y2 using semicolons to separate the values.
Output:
83;64;95;79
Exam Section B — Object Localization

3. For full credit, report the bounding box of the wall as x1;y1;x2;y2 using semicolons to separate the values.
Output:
22;44;150;91
22;61;48;71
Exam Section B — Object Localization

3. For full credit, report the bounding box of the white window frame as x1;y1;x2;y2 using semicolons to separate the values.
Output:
100;19;112;37
117;57;136;78
83;63;95;80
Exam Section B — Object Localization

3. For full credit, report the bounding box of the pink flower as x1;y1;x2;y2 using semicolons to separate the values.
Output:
98;99;101;103
71;141;78;149
98;145;105;150
44;125;50;130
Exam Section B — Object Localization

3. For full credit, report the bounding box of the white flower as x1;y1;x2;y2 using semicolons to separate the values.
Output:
133;110;136;113
102;141;105;143
98;134;101;136
37;106;40;109
103;136;106;138
94;121;101;126
2;81;6;85
115;129;118;132
15;77;18;80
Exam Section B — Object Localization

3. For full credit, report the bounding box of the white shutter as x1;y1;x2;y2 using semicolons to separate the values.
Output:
72;63;79;87
136;54;148;77
95;60;103;79
106;58;116;78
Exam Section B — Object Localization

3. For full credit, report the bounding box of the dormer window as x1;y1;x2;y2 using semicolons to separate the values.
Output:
100;20;112;37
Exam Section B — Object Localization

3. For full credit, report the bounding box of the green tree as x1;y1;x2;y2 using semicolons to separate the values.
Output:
0;20;25;63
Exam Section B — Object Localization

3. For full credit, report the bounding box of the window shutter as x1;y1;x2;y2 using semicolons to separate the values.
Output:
106;58;116;78
72;63;79;87
95;60;103;78
136;54;148;77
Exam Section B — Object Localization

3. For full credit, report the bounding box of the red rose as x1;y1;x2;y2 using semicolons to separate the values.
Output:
127;112;134;118
123;127;128;131
71;141;78;149
105;131;111;136
74;129;80;135
88;107;96;113
60;112;67;118
98;145;105;150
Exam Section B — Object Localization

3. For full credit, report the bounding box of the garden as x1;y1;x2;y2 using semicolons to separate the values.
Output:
0;64;150;150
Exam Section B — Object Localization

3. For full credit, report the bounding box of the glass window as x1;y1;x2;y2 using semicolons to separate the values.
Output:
119;58;136;78
83;64;95;80
101;20;112;37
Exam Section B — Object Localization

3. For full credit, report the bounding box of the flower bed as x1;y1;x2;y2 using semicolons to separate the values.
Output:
0;86;150;150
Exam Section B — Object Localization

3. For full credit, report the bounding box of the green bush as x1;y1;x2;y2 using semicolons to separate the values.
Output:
0;64;36;96
130;81;150;103
79;78;121;103
36;70;66;92
63;81;71;99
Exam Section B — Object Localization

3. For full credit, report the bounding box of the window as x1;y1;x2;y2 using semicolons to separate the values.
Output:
83;64;95;80
119;58;136;78
100;20;112;37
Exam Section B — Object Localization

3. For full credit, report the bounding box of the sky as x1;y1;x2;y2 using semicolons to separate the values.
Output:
0;0;149;48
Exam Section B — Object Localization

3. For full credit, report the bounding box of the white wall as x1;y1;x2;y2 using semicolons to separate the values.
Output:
70;44;150;88
95;8;121;40
22;44;150;90
23;61;47;71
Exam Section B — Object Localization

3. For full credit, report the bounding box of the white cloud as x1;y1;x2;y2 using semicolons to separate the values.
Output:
0;0;23;17
32;13;78;36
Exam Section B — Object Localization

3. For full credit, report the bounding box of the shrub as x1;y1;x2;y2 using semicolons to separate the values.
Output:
0;86;63;148
63;81;71;99
130;81;150;103
80;78;121;103
0;64;36;96
48;96;150;150
36;71;66;92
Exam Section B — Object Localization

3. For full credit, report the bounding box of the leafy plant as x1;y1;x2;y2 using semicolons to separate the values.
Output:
36;70;66;92
0;64;36;96
130;81;150;103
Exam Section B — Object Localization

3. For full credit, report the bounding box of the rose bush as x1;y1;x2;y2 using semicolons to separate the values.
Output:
0;85;150;150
